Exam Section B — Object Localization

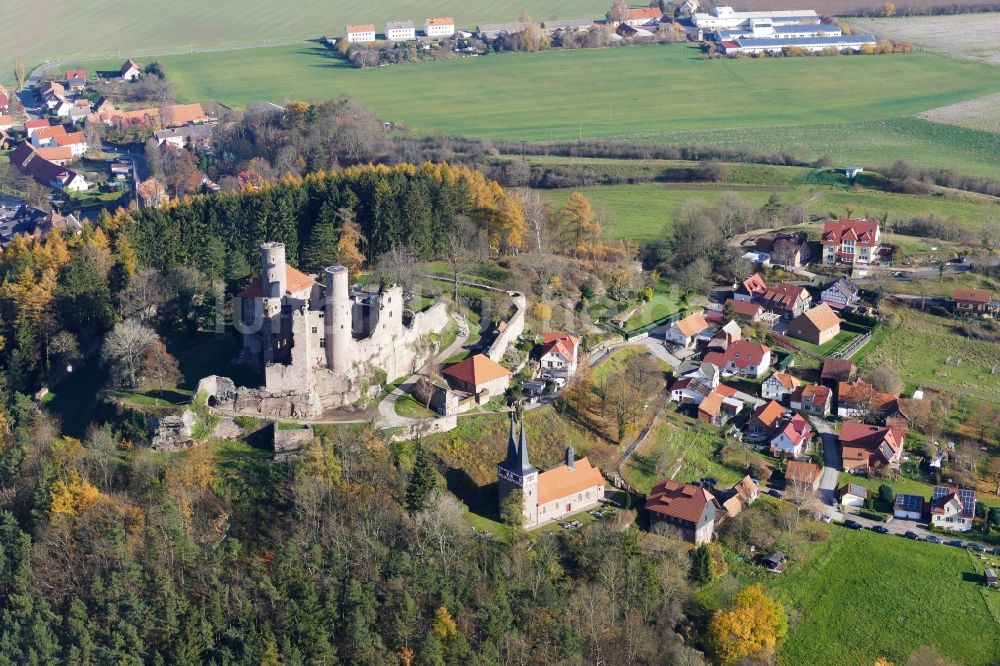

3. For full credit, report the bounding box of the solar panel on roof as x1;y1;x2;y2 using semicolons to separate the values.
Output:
959;489;976;517
933;486;951;499
895;494;923;512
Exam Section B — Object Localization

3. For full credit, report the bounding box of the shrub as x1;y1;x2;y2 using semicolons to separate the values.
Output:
859;510;889;522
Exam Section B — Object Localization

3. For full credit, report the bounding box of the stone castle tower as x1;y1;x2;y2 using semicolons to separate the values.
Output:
497;414;539;524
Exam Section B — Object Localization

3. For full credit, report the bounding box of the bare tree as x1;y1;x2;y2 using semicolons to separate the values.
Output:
374;244;417;291
516;188;549;253
100;320;157;388
867;365;902;395
442;215;477;302
84;424;118;490
141;339;182;398
120;268;171;320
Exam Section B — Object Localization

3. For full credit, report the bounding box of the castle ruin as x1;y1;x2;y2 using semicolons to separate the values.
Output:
201;242;450;418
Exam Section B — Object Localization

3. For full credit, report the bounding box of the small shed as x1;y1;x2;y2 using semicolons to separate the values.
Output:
759;551;787;573
985;568;998;589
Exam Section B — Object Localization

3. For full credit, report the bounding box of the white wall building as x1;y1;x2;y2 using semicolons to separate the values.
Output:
345;24;376;43
424;17;455;37
385;20;416;41
693;6;819;29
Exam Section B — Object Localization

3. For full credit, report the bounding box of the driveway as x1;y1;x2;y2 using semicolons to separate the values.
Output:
376;313;469;428
812;417;842;503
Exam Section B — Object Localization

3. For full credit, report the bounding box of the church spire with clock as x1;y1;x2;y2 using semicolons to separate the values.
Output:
497;412;538;523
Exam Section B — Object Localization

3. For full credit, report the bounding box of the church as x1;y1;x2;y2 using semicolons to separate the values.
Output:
497;415;606;528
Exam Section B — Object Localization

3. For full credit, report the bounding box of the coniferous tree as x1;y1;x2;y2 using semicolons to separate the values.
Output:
405;444;438;514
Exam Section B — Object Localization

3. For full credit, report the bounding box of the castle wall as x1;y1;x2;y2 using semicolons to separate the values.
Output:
487;291;526;363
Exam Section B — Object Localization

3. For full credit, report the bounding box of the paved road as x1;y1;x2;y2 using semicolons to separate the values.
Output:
377;313;469;428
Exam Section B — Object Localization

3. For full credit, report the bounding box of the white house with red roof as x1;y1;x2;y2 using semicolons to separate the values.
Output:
762;371;800;403
839;421;904;472
734;273;767;302
623;7;664;26
65;69;88;91
539;332;579;378
345;24;377;43
646;479;720;544
769;413;812;458
424;17;456;37
664;311;710;348
703;340;771;378
820;219;881;265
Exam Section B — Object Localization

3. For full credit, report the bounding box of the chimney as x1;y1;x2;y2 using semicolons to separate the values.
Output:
566;446;575;471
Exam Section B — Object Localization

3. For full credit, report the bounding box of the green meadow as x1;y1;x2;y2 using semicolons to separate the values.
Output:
538;180;1000;245
52;43;1000;176
2;0;609;82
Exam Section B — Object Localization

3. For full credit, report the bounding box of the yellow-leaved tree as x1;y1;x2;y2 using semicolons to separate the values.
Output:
706;584;788;665
50;469;103;516
559;192;602;256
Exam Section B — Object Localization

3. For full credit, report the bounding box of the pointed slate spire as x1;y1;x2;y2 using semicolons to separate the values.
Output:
518;417;536;474
505;412;519;465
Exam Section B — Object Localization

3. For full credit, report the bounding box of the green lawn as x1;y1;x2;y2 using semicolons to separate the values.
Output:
791;329;861;357
540;180;1000;245
625;416;741;493
860;308;1000;402
395;394;436;419
51;43;1000;177
761;528;1000;665
623;282;686;332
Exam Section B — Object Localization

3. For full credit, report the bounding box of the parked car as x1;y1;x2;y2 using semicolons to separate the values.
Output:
968;543;986;553
904;531;921;540
947;540;965;548
844;520;863;530
700;477;718;488
925;535;942;544
768;489;783;499
871;525;889;534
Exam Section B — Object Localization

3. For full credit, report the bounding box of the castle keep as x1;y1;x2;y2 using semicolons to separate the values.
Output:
204;243;450;417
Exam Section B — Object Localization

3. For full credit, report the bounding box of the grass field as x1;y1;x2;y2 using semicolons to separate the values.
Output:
538;180;1000;245
625;415;742;493
53;43;1000;177
765;528;1000;665
1;0;611;84
860;308;1000;402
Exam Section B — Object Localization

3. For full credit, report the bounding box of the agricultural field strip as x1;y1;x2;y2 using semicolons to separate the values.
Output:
851;14;1000;65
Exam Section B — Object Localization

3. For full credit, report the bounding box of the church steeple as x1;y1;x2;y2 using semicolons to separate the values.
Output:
506;412;519;463
518;418;533;473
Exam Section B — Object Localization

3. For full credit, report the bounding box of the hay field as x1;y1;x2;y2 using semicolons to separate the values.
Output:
852;14;1000;64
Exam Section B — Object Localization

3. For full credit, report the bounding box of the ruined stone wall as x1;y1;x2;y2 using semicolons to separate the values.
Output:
487;291;526;363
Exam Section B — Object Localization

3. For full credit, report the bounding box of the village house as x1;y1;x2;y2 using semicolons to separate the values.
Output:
703;340;771;378
424;17;456;37
0;116;12;131
734;273;767;302
88;102;210;129
65;69;88;91
770;412;812;458
882;395;931;432
385;20;416;41
664;311;710;349
497;416;605;529
929;486;976;532
953;288;995;316
785;460;822;494
9;142;89;191
822;277;860;310
707;320;742;352
696;387;744;425
538;332;579;379
762;371;800;403
68;99;92;123
121;59;143;81
646;479;720;544
724;298;765;323
38;81;67;112
716;476;759;518
344;24;376;43
787;304;841;346
747;400;787;441
753;232;811;268
840;421;905;472
154;124;215;151
790;384;832;417
838;482;868;507
622;7;664;27
760;282;812;319
836;377;895;419
0;84;9;111
442;354;511;405
821;357;856;407
821;219;882;265
31;124;87;157
0;205;81;247
893;493;925;521
24;119;50;138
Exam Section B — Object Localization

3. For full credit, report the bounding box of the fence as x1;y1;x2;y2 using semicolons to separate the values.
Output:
835;328;876;360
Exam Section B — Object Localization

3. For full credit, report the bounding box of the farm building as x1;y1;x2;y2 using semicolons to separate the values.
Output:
714;22;842;42
693;6;819;29
788;304;841;346
718;34;877;56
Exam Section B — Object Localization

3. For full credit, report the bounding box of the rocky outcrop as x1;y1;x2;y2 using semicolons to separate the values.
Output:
273;424;314;462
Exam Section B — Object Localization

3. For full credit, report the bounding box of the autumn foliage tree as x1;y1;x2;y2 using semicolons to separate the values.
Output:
706;584;788;665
